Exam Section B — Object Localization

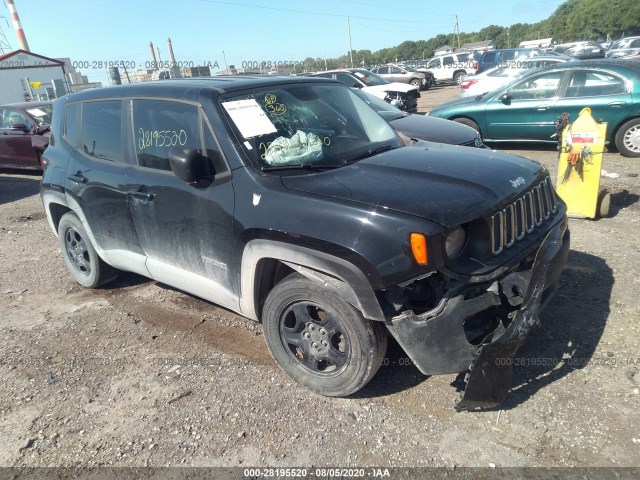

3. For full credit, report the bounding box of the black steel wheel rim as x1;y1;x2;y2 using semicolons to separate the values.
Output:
279;301;350;375
64;227;91;276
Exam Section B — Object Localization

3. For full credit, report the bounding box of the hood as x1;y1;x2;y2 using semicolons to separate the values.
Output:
389;114;478;145
280;143;545;227
364;82;418;97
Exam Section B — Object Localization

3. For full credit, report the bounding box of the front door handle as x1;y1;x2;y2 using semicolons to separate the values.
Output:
608;101;627;108
127;189;155;202
68;172;87;183
535;105;549;111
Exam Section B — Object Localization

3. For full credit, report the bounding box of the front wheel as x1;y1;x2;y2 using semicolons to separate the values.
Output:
614;118;640;157
410;78;421;89
262;274;387;397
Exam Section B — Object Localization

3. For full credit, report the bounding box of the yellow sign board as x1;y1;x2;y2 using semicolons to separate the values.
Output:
29;81;42;88
555;108;607;219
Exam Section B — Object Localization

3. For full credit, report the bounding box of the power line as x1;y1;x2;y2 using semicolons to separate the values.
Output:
339;0;456;17
196;0;437;24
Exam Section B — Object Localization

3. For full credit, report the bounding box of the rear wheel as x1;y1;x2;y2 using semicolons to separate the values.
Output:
58;212;117;288
614;118;640;157
453;117;480;133
262;274;387;397
453;71;465;85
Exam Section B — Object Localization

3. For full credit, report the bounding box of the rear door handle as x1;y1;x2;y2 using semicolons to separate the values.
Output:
608;101;627;108
127;189;155;202
67;172;87;183
535;105;550;111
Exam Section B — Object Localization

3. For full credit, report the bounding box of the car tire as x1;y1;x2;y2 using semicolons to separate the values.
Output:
453;117;481;133
453;71;465;85
262;273;387;397
614;118;640;157
58;212;117;288
410;78;421;89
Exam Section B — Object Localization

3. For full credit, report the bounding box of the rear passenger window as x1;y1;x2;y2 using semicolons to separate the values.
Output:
482;52;496;63
64;103;81;148
565;71;626;97
82;100;123;162
443;57;453;66
132;100;201;171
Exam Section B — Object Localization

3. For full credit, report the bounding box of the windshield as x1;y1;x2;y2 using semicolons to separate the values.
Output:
25;104;53;125
221;82;400;171
352;89;405;121
349;69;389;86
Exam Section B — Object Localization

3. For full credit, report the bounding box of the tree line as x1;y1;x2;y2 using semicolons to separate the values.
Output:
298;0;640;71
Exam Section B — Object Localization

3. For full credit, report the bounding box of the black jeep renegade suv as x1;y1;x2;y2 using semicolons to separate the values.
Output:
41;76;569;409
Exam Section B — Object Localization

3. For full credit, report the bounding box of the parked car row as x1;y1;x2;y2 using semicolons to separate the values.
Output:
430;59;640;157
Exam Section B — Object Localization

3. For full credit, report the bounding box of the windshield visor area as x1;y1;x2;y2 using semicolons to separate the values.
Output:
220;83;400;170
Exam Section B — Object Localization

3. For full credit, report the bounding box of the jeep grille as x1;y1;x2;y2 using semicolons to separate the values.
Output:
490;176;558;256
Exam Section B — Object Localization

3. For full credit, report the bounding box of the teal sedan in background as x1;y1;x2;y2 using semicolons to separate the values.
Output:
428;60;640;157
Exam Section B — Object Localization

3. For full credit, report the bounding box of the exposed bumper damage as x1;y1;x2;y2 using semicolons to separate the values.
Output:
386;221;569;410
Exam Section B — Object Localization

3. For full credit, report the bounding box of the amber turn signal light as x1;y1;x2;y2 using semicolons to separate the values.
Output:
410;233;428;265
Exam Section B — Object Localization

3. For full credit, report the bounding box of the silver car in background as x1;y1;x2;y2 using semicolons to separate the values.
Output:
369;63;428;90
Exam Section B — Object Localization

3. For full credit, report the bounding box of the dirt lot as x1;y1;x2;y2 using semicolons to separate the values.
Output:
0;85;639;470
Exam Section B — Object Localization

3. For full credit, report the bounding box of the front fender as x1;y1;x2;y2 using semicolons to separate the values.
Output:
240;240;384;322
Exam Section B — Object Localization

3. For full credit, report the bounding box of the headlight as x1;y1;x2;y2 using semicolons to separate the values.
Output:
445;226;467;259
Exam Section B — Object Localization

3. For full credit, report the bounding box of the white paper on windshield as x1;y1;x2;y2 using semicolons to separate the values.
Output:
222;99;277;138
27;108;47;117
354;72;365;78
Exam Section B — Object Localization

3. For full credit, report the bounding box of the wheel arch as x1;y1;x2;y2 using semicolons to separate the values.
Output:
453;69;466;81
240;240;385;323
48;201;72;234
450;115;482;135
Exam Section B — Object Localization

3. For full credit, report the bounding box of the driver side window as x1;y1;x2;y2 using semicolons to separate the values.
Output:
508;72;563;100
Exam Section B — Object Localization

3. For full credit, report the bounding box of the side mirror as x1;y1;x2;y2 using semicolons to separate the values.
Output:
353;83;363;89
169;147;209;184
500;93;512;104
9;123;29;132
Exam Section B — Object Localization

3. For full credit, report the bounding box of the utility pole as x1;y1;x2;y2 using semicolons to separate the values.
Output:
347;16;354;68
455;15;461;50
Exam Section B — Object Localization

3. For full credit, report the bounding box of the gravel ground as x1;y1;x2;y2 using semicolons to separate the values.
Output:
0;85;639;470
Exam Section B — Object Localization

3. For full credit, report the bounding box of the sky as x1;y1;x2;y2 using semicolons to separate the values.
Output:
1;0;567;84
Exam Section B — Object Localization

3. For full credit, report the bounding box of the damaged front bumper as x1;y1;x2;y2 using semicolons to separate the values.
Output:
385;220;570;410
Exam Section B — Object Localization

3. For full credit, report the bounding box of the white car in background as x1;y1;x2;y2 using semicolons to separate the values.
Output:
311;68;421;112
459;56;572;98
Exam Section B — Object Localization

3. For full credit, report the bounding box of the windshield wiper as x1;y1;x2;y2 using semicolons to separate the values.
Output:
475;92;490;100
261;163;342;172
343;144;394;165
